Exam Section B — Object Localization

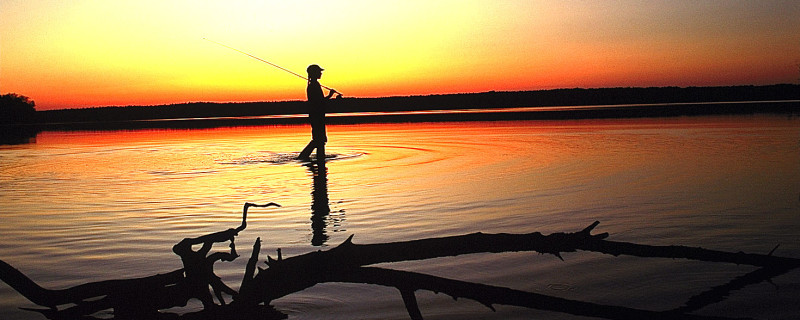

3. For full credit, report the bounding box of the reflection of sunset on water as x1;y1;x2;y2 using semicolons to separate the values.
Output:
2;115;799;318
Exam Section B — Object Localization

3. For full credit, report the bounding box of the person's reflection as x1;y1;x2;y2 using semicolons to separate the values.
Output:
306;160;330;246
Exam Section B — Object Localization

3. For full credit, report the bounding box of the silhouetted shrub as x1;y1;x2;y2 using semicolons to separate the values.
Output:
0;93;36;124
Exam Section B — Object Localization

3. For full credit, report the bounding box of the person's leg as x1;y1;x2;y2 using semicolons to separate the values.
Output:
298;141;315;160
316;141;325;162
310;120;327;161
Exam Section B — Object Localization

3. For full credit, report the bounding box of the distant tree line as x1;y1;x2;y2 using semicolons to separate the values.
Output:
3;85;798;139
36;85;799;126
330;84;800;113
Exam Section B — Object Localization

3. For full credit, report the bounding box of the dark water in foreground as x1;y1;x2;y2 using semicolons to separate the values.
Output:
1;114;799;319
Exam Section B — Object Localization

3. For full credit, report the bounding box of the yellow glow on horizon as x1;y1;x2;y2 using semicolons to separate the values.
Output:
2;0;798;109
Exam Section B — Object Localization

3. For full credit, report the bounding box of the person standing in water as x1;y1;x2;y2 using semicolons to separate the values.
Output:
298;64;340;161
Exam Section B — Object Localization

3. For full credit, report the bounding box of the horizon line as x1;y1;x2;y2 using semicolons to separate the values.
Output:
34;83;800;111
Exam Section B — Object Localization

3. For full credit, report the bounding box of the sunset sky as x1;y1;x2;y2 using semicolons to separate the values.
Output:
2;0;799;110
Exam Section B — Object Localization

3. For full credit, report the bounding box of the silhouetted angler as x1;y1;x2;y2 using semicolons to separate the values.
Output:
298;64;340;161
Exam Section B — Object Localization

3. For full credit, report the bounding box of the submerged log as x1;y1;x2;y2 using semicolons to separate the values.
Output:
330;267;750;320
0;259;184;311
236;222;609;305
2;218;797;320
580;239;800;268
238;221;800;307
0;202;281;319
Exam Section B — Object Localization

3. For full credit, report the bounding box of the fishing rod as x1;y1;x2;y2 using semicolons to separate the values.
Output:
203;38;340;94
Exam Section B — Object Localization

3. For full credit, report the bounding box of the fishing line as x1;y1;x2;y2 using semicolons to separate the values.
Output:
203;38;339;92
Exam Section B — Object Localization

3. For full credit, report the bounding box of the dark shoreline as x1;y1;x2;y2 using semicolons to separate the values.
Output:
3;85;800;135
30;100;800;131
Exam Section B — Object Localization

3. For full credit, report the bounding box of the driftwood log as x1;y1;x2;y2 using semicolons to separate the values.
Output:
1;207;798;320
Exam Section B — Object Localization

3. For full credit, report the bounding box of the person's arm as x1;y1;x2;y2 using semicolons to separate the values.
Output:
326;88;343;99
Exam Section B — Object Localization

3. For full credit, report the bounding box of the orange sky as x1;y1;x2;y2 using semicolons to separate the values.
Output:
2;0;799;110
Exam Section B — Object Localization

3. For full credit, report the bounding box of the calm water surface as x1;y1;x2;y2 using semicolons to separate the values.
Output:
1;115;799;319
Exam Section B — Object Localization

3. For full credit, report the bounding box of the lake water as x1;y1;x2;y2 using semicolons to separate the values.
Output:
1;114;799;319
